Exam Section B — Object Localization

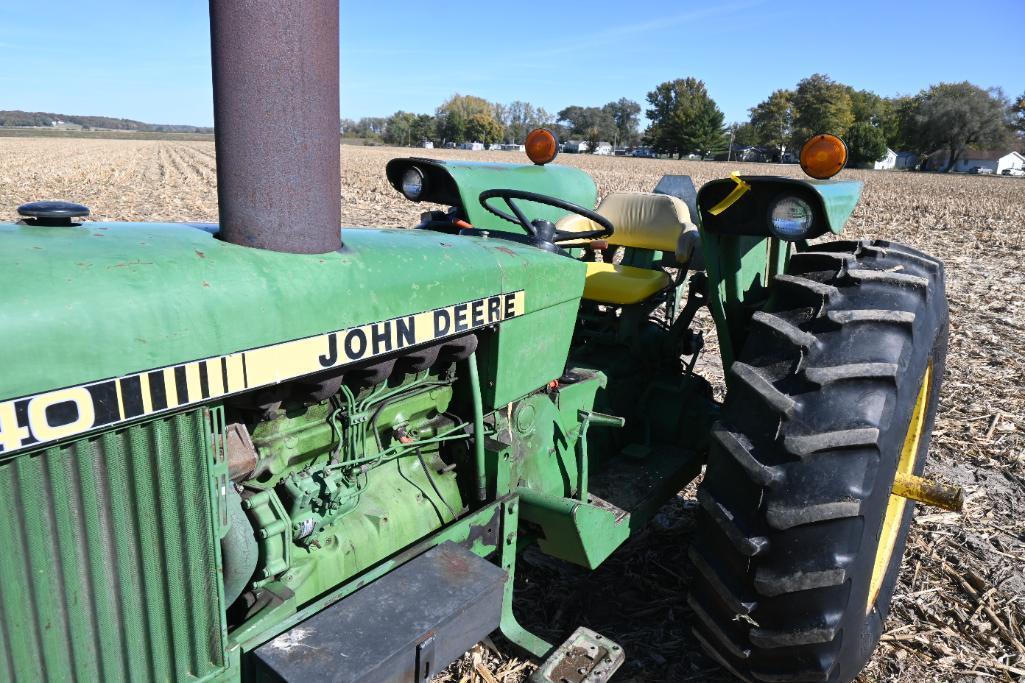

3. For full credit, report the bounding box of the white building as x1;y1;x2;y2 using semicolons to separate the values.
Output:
500;144;525;152
873;148;898;170
936;150;1025;174
459;142;484;151
593;141;613;155
562;140;589;153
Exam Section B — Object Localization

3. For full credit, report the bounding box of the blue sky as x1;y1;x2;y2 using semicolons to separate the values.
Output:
1;0;1022;127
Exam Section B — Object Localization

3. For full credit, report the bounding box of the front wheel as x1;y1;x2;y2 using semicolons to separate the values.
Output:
690;239;948;682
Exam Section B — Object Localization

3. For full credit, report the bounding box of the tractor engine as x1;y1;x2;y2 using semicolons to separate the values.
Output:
219;335;479;617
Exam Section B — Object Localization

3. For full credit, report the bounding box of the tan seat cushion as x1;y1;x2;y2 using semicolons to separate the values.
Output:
557;192;699;264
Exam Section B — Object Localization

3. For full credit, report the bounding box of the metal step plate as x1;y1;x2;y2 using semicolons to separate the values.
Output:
250;541;506;682
530;627;625;683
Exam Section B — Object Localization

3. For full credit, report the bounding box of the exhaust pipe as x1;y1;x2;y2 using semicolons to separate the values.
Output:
209;0;342;254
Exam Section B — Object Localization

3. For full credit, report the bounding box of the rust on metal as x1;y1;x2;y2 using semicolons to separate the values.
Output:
225;421;259;480
892;472;964;512
209;0;342;254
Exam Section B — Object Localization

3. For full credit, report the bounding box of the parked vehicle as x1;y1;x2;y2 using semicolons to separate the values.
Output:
1001;167;1024;176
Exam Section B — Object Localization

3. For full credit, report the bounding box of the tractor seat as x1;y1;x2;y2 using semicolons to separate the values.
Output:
583;262;672;305
557;192;699;305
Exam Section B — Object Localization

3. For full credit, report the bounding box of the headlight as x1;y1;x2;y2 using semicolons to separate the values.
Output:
401;167;426;201
769;196;814;240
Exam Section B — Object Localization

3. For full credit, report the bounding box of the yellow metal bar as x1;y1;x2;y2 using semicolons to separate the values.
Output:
892;472;964;512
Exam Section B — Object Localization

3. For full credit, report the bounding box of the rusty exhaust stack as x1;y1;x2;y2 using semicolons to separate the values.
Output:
209;0;341;253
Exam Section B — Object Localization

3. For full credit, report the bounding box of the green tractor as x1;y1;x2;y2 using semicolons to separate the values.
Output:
0;3;961;682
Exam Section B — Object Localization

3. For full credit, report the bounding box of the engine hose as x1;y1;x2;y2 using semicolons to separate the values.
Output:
466;351;487;502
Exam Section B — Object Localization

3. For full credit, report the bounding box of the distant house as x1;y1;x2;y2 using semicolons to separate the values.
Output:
925;149;1025;173
419;140;434;149
562;140;589;153
593;141;613;155
714;145;767;162
459;142;485;151
873;148;898;170
895;151;918;170
500;144;525;152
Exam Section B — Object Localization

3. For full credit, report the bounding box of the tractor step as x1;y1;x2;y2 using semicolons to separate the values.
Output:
589;445;703;529
530;627;625;683
248;541;506;683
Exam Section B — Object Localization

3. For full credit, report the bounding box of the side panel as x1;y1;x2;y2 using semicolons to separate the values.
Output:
482;300;581;408
0;410;227;682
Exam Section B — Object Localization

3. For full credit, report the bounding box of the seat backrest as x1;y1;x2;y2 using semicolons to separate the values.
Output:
557;191;699;262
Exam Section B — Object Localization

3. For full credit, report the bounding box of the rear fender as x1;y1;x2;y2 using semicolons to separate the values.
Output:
695;176;863;368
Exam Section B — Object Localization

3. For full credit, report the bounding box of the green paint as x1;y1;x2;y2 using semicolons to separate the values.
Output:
235;499;506;651
808;178;863;234
395;158;598;231
0;223;582;402
516;489;631;569
0;409;227;681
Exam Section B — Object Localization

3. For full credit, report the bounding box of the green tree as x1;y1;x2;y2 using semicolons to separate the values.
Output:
905;82;1013;171
792;74;855;145
731;121;759;147
436;94;496;143
383;111;416;146
465;112;504;145
749;89;794;159
557;105;618;151
1012;92;1025;136
602;98;642;147
644;78;725;158
846;121;889;166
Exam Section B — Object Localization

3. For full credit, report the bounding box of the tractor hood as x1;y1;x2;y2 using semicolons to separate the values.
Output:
386;158;598;231
0;222;584;404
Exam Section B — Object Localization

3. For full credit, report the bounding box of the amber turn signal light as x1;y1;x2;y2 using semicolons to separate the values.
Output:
525;128;559;165
800;134;848;180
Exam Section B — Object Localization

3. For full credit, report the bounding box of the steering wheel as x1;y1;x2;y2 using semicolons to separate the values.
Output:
478;189;614;245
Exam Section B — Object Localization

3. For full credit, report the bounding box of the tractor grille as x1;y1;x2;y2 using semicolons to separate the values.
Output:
0;409;227;682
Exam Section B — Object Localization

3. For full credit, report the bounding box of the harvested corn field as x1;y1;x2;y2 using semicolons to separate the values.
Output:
2;138;1023;682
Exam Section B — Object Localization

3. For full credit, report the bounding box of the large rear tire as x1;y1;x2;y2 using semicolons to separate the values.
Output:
690;239;948;682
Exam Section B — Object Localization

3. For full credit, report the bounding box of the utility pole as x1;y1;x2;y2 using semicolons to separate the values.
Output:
726;124;735;162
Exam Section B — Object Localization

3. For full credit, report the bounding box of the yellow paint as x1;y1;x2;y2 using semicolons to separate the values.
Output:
184;363;203;403
205;359;225;397
892;472;963;512
114;379;126;419
867;363;932;612
224;354;246;392
707;173;752;216
0;402;31;452
27;387;96;442
138;373;153;415
163;367;179;408
582;262;672;305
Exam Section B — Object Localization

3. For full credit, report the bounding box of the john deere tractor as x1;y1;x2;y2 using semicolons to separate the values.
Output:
0;3;962;682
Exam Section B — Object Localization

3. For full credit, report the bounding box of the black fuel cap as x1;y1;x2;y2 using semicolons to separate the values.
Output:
17;200;90;226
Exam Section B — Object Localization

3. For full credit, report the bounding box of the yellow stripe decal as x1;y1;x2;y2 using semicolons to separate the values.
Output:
0;290;526;457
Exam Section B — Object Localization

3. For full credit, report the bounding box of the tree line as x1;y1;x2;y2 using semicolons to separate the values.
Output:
341;95;643;149
0;109;213;134
344;76;1025;172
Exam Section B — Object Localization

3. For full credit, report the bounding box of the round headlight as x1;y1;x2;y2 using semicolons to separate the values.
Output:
401;167;426;201
769;196;814;240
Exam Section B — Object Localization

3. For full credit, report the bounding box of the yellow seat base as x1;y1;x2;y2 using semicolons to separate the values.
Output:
583;262;671;305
